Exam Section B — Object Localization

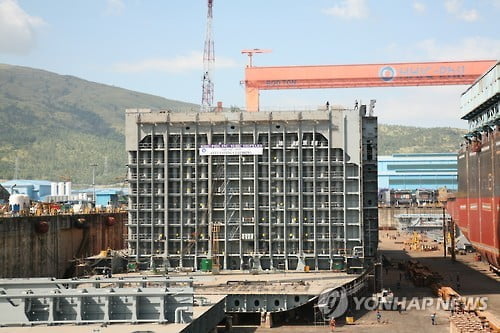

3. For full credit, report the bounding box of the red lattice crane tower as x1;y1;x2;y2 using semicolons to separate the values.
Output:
201;0;215;112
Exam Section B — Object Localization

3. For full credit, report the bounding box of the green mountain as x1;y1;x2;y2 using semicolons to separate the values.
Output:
0;64;198;184
378;125;467;155
0;64;467;184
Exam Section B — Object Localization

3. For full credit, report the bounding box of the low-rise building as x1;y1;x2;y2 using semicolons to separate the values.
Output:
378;153;457;191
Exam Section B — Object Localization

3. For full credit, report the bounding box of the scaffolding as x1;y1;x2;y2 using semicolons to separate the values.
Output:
125;107;378;270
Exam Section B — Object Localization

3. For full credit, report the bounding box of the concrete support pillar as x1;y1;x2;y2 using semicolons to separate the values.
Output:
75;297;82;321
260;311;273;328
225;315;233;332
245;86;260;112
103;296;110;322
48;297;55;323
159;296;166;323
132;296;138;323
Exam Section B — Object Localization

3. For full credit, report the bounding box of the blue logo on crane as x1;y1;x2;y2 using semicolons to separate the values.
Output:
379;66;396;82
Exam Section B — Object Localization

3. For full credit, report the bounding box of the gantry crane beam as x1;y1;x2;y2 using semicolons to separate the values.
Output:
242;60;497;112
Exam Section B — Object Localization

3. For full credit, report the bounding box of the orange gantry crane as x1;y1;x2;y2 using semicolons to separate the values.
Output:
241;58;497;112
241;48;272;67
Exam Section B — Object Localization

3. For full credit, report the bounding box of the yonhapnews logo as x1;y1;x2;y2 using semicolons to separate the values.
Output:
317;286;488;318
317;287;349;319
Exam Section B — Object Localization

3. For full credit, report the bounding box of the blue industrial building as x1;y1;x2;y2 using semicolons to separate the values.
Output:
71;188;127;207
1;179;52;201
378;153;457;190
96;189;121;207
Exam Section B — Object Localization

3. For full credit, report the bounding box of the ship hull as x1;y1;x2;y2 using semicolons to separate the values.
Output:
448;197;499;268
448;130;500;270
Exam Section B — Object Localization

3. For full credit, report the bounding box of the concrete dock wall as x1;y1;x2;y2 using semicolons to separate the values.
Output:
0;213;127;278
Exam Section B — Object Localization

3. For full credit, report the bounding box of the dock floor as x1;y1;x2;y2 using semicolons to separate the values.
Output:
233;230;499;332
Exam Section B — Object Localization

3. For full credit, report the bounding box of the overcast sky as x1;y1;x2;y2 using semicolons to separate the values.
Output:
1;0;499;128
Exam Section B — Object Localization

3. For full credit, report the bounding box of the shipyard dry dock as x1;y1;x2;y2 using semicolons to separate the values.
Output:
125;105;378;271
0;104;379;332
0;213;126;278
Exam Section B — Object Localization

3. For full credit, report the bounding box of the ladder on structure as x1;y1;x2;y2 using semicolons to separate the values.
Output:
211;223;221;273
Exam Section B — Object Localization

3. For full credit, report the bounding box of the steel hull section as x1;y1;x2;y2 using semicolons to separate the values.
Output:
448;196;500;268
448;130;500;270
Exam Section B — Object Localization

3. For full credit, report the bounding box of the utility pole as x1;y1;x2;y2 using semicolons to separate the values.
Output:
450;217;456;262
442;206;447;258
90;163;98;206
14;156;19;179
104;156;108;176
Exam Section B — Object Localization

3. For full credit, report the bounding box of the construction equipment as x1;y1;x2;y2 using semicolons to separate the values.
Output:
241;49;271;67
78;248;128;276
241;59;497;111
406;260;442;287
372;288;395;310
404;232;440;252
405;231;422;251
211;222;221;274
201;0;215;112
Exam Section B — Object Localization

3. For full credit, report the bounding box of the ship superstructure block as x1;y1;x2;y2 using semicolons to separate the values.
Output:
125;106;378;270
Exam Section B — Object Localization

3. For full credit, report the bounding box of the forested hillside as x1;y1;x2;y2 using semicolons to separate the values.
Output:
378;125;467;155
0;64;198;184
0;64;467;184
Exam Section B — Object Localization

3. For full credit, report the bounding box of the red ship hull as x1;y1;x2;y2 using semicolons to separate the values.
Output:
447;130;500;270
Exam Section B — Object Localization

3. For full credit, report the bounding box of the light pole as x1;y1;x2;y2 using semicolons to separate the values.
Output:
442;206;447;258
90;163;98;206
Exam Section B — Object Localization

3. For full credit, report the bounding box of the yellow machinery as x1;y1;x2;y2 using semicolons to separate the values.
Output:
406;232;422;251
211;223;221;274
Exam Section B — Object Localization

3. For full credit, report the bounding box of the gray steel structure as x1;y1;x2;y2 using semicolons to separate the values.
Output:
125;106;378;270
0;276;193;326
224;272;369;313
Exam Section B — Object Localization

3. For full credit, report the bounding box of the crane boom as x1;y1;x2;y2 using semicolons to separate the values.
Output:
201;0;215;112
241;48;272;67
242;60;497;112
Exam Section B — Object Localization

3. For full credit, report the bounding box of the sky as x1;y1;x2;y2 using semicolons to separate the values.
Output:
0;0;499;128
